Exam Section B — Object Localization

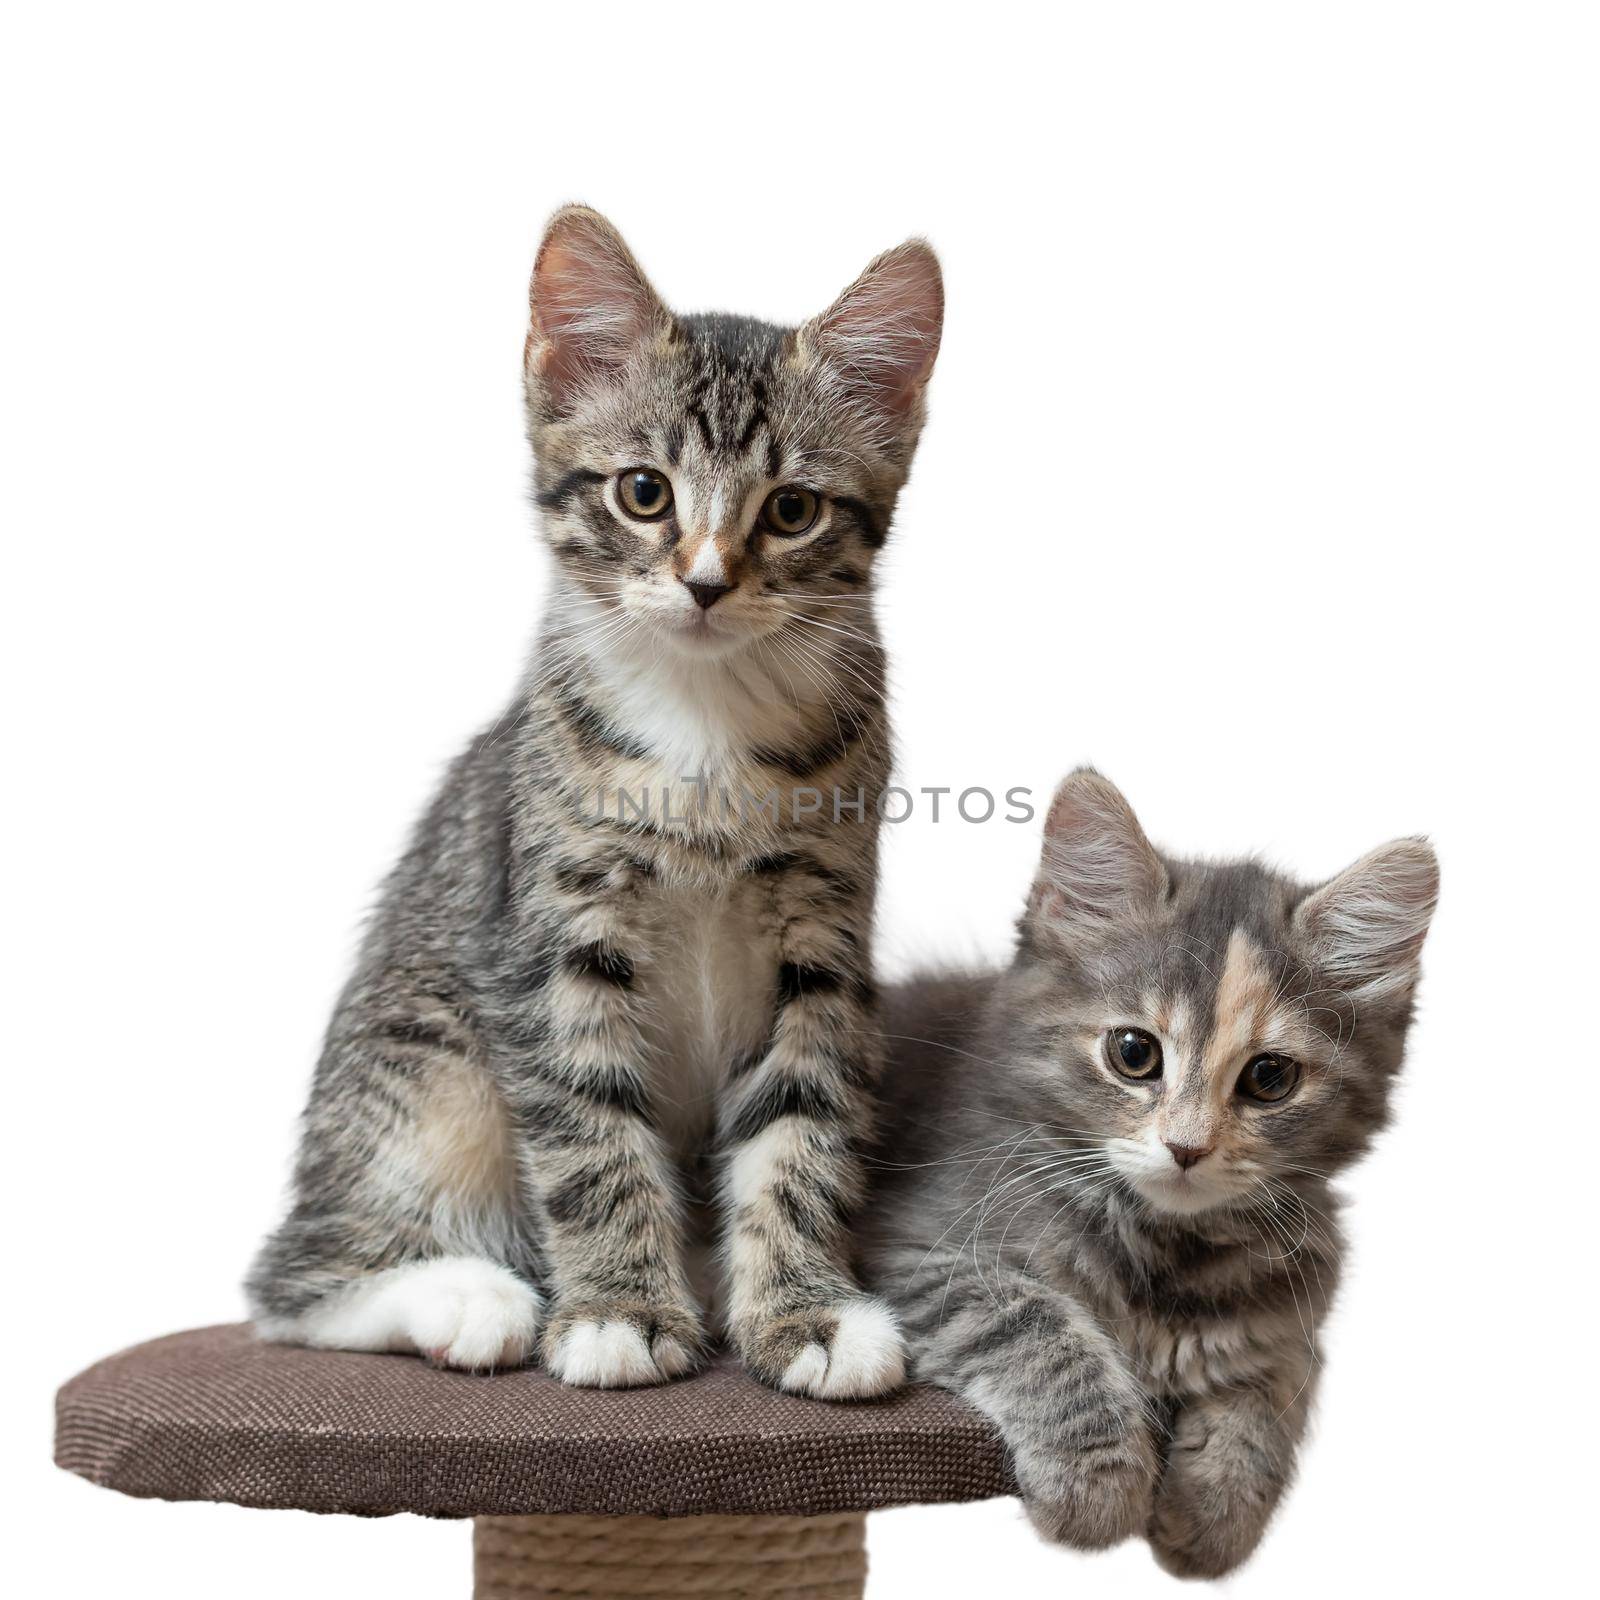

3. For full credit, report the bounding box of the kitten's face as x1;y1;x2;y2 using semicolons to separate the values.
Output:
523;210;942;663
1011;772;1438;1221
1035;891;1373;1218
534;320;898;660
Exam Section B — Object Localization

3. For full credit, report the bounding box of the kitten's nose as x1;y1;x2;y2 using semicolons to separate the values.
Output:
683;579;735;610
1165;1141;1214;1171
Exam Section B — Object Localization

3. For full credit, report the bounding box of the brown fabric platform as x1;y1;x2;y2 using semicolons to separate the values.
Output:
55;1325;1015;1520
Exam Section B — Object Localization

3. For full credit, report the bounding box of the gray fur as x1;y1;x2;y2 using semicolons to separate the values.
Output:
248;207;943;1394
863;769;1438;1575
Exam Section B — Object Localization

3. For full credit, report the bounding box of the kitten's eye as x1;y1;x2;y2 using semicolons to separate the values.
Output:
1106;1028;1163;1081
617;469;673;521
1237;1054;1302;1103
761;486;820;536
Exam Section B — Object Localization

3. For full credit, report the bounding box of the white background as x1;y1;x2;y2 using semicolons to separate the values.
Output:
5;3;1595;1594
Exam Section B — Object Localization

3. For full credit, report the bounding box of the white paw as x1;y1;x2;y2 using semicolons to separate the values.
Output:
547;1318;695;1388
408;1260;543;1371
268;1256;542;1371
778;1297;906;1400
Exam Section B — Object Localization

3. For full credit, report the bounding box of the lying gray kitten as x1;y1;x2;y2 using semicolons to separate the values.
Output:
863;769;1438;1578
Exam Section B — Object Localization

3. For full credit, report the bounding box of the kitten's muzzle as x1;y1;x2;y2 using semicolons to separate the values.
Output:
683;579;735;610
1164;1141;1214;1171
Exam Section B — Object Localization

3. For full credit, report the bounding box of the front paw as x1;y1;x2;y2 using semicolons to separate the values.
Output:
736;1296;906;1400
1019;1426;1159;1552
543;1299;706;1388
1147;1477;1272;1580
1146;1404;1287;1578
1148;1496;1259;1581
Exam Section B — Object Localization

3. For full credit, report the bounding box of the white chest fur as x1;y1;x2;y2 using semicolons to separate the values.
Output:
571;636;802;1156
639;876;776;1165
582;633;821;788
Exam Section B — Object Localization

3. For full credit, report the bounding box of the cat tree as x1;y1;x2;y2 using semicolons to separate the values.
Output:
55;1326;1012;1597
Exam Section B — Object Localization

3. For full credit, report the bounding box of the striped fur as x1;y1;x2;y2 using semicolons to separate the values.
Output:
863;770;1438;1574
247;208;942;1397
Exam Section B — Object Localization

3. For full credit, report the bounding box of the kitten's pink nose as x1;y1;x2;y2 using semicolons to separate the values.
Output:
683;579;735;610
1165;1141;1213;1171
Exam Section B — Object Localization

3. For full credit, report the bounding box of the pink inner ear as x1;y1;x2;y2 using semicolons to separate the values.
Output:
1299;839;1439;996
820;244;943;416
530;237;597;395
528;213;660;401
1031;770;1167;927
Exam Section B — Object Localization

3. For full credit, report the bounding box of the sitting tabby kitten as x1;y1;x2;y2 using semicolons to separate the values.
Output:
864;769;1438;1575
248;207;943;1397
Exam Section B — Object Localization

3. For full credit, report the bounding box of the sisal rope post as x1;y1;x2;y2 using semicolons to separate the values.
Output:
473;1512;869;1599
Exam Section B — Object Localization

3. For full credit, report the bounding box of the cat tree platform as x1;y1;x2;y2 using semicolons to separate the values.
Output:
55;1325;1014;1597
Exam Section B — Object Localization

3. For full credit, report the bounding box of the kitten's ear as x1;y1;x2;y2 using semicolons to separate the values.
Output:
802;239;944;422
1294;838;1440;1000
1029;768;1169;932
525;206;669;408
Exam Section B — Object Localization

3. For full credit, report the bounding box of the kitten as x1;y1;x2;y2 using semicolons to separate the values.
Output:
247;207;943;1398
864;769;1438;1576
